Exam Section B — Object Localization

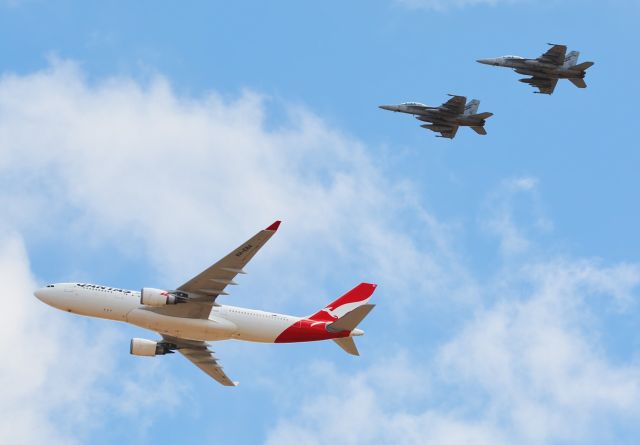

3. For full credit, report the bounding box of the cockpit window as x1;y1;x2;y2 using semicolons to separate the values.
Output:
46;284;55;288
504;55;524;59
401;102;426;107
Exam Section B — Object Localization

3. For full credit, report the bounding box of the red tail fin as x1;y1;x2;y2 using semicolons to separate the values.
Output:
308;283;377;322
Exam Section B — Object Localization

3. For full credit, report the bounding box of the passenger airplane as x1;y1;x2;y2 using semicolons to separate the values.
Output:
34;221;376;386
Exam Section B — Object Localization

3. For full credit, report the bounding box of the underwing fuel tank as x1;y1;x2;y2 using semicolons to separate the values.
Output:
420;124;448;132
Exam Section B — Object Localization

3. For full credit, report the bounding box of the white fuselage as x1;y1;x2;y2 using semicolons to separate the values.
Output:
34;283;301;343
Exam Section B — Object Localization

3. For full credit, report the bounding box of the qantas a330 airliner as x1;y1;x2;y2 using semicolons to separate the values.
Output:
34;221;376;386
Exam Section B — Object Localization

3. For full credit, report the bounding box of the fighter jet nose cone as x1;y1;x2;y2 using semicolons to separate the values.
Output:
379;105;395;111
476;59;490;65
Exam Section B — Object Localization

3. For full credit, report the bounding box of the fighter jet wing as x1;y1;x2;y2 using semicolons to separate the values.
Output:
151;221;280;319
537;44;567;66
525;76;559;95
438;125;459;139
440;95;466;114
161;335;238;386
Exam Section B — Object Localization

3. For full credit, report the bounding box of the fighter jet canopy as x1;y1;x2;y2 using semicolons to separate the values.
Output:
400;101;427;107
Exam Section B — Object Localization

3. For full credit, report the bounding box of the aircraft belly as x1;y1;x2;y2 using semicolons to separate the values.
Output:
235;325;282;342
126;308;237;341
227;312;297;343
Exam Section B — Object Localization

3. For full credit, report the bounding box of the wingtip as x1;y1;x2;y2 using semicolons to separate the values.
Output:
265;220;281;231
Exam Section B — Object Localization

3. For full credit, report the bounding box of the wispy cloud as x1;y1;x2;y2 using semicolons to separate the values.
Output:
0;233;184;444
0;58;468;310
265;255;640;445
482;176;552;256
3;59;639;445
0;59;467;441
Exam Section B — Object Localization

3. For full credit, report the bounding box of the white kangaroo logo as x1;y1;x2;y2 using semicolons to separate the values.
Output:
323;300;368;320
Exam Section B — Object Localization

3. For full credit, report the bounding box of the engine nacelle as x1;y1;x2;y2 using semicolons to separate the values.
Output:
140;287;179;306
129;338;170;356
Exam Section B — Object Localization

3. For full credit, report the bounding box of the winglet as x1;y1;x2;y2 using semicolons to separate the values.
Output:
265;220;281;231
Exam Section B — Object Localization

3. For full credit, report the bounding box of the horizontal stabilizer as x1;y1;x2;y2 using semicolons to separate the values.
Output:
327;304;375;332
571;61;594;71
471;126;487;135
569;78;587;88
333;337;360;356
469;112;493;120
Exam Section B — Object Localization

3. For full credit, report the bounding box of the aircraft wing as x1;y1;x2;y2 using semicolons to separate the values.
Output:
440;95;466;114
161;335;238;386
525;76;559;95
178;220;280;296
438;125;459;139
537;44;567;66
151;221;280;319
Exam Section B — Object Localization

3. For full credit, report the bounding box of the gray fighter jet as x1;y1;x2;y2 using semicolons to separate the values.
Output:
477;44;594;95
379;95;493;139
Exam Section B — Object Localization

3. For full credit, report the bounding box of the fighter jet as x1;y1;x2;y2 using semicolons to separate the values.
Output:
477;44;594;95
379;95;493;139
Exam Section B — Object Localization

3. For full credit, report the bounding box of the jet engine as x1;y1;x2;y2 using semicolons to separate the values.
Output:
129;338;173;356
140;287;186;306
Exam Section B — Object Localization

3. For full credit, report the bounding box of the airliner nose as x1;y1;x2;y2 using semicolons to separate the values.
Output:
34;287;56;306
34;288;47;302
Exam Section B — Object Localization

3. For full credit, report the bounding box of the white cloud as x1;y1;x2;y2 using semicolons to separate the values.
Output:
0;59;466;441
3;59;639;445
482;176;552;256
438;258;640;443
0;58;467;309
265;257;640;445
0;232;183;445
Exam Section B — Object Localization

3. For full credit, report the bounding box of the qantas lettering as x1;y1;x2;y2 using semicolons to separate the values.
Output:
76;283;132;294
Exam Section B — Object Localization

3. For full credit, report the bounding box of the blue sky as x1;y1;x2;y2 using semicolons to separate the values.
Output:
1;1;640;445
